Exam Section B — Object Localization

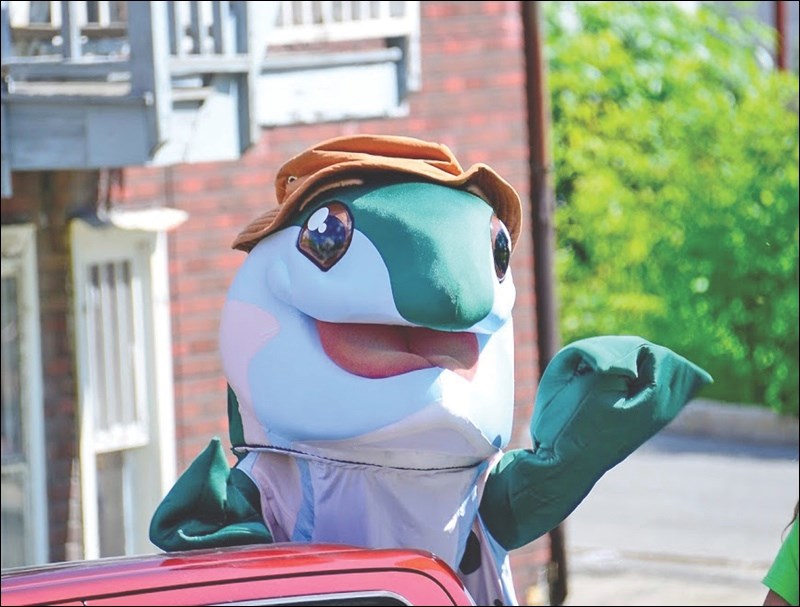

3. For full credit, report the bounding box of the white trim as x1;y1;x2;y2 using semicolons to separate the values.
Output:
404;0;421;91
106;207;188;232
71;221;100;556
0;223;48;565
149;230;177;494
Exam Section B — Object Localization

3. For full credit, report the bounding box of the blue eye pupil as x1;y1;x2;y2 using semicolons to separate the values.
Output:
297;202;354;271
306;218;347;263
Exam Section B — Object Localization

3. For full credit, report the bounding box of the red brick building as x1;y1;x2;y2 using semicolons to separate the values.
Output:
1;1;550;602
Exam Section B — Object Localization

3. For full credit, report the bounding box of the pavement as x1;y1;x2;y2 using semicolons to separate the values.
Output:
554;399;799;607
662;398;799;447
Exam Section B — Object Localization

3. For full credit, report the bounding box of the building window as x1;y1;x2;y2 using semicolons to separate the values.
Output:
1;224;48;568
71;219;176;559
85;260;149;451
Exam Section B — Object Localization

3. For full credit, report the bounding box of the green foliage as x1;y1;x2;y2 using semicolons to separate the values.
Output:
544;1;799;416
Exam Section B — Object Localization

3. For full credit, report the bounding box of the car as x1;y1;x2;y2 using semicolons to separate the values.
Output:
0;542;475;606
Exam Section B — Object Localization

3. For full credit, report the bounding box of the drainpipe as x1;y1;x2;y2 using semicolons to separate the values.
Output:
775;0;788;71
521;2;567;605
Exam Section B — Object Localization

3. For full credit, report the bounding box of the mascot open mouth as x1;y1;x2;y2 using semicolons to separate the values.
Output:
316;320;479;380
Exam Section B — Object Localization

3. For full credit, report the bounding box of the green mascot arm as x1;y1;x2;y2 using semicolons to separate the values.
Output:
480;335;712;551
149;437;272;551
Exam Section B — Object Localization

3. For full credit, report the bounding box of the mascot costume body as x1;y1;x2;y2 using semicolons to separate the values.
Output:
151;135;712;606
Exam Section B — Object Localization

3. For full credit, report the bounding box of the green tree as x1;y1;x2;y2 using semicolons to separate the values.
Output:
545;1;799;416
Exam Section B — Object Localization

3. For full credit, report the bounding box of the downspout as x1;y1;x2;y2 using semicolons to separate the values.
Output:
521;2;567;605
775;0;788;71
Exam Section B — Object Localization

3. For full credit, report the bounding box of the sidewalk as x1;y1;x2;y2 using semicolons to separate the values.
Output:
665;398;799;446
557;398;799;607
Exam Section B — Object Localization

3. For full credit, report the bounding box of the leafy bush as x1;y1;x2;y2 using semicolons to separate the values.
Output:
545;1;799;416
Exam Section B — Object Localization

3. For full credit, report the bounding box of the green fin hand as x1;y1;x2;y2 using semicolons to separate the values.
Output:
481;336;712;550
149;437;272;551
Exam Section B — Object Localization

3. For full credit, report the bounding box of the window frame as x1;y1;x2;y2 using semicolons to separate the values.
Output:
0;223;48;567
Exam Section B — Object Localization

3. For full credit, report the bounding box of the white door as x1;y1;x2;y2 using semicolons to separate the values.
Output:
71;219;176;559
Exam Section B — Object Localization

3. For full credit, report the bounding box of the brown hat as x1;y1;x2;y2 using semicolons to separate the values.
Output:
232;134;523;252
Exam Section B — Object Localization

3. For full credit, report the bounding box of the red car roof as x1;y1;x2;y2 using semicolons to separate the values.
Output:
1;543;474;606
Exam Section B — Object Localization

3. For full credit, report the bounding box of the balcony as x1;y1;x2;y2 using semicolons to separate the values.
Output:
1;1;420;197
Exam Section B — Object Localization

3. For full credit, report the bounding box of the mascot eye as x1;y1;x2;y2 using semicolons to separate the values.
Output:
298;202;354;271
490;215;511;282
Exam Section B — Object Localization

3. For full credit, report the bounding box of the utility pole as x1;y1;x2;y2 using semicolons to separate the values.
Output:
775;1;789;71
521;2;566;605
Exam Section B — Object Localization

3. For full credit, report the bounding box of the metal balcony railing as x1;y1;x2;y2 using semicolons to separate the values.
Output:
3;2;254;87
0;1;420;194
269;1;420;89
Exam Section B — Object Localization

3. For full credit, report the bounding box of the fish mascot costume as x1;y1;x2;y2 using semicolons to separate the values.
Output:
150;135;712;605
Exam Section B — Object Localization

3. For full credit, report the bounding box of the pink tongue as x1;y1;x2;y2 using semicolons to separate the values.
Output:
316;321;479;380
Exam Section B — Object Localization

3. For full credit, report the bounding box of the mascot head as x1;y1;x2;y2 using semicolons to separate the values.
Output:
219;135;523;468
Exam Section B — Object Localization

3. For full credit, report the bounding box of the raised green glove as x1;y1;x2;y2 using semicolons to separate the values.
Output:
481;336;713;550
149;437;272;551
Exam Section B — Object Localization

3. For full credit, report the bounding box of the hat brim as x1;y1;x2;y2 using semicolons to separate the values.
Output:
232;161;522;253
